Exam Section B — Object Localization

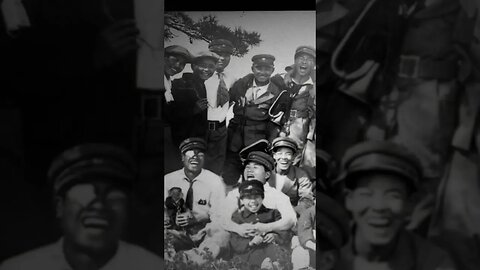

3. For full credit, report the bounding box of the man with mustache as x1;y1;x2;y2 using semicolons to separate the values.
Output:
163;137;229;264
0;143;163;270
203;39;236;175
334;141;456;270
165;51;219;147
223;54;281;187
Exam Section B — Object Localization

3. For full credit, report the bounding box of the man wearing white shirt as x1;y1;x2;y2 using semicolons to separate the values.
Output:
223;54;281;186
163;137;229;264
221;150;297;240
203;39;237;175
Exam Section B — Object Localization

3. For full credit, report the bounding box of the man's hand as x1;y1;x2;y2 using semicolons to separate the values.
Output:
262;233;276;244
235;223;258;238
249;235;264;246
164;212;172;228
193;98;209;114
254;222;271;234
176;212;195;227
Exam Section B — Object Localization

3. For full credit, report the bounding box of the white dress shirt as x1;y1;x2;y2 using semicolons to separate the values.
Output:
205;71;237;122
163;74;174;102
164;168;226;224
245;80;270;103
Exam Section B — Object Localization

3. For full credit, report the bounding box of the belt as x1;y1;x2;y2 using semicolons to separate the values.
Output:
208;120;226;131
398;55;458;80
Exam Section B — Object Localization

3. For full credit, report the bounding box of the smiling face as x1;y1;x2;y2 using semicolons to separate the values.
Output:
252;64;274;84
273;147;295;172
164;55;188;77
240;194;264;213
192;58;217;81
182;149;205;175
214;52;231;72
57;181;128;253
346;172;410;246
243;161;270;183
294;52;315;78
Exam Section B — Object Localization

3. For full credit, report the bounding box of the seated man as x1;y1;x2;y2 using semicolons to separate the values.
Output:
230;180;291;269
0;143;163;270
164;137;229;264
335;141;457;270
221;147;297;242
268;136;313;215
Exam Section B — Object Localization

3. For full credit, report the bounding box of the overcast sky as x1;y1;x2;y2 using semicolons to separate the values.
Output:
165;11;315;79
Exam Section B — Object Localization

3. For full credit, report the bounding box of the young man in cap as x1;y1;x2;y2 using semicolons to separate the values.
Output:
270;46;316;168
334;141;456;270
221;147;296;242
268;136;313;214
291;192;350;270
203;38;237;175
229;180;291;269
163;137;229;264
165;51;219;148
223;54;281;186
164;45;192;103
0;143;163;270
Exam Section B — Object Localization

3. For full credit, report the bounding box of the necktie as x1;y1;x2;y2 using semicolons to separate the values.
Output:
185;178;196;210
216;72;229;107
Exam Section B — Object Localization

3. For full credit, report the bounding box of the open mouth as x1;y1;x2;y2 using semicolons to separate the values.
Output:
366;217;392;228
82;216;110;229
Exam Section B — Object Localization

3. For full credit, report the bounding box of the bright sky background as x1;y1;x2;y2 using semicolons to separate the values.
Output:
165;11;316;79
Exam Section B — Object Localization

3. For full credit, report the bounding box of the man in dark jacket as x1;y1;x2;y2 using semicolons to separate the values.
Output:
166;51;219;148
222;54;281;186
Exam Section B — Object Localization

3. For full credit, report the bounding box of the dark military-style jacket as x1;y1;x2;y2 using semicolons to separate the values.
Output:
165;73;208;147
228;74;281;152
230;205;290;253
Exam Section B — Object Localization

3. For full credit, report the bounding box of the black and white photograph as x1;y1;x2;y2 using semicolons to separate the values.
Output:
162;10;317;270
2;0;480;270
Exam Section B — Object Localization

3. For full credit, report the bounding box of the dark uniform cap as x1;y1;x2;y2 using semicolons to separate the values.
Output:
285;64;294;72
294;45;316;59
208;39;234;54
271;136;298;153
339;141;422;191
239;139;270;161
239;180;265;197
179;137;207;154
48;143;137;195
251;54;275;67
316;192;350;250
165;45;192;63
245;151;275;172
191;51;219;65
